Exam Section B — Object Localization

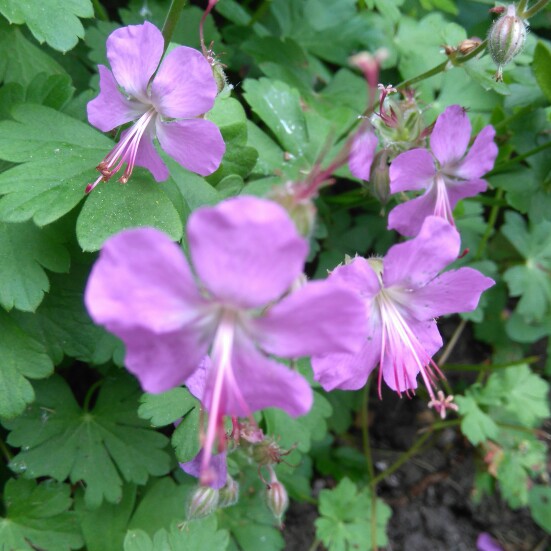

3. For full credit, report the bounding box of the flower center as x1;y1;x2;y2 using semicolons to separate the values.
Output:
85;108;157;193
432;173;455;225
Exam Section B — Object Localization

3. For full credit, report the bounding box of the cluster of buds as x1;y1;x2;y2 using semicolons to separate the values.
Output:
371;86;426;154
187;419;294;525
488;4;528;81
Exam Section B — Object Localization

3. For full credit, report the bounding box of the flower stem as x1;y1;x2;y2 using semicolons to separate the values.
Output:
521;0;551;19
307;539;321;551
396;40;487;91
438;319;467;367
161;0;187;51
248;0;271;26
92;0;109;21
0;437;13;463
475;187;503;260
492;141;551;174
83;380;103;412
445;355;540;372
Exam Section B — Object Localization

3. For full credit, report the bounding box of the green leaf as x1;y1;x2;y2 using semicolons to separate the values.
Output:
0;479;83;551
76;170;184;252
0;19;66;86
315;478;391;551
502;212;551;322
172;404;201;463
485;365;550;427
128;478;194;536
3;375;171;508
304;0;356;30
76;484;137;551
263;391;332;453
529;485;551;533
0;221;69;312
124;518;229;551
0;309;53;419
138;388;198;427
243;78;308;155
455;395;499;445
0;0;93;52
26;73;75;110
0;104;111;226
12;268;121;366
217;470;285;551
533;41;551;102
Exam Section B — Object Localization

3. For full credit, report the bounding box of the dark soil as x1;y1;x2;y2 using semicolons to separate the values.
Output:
283;320;551;551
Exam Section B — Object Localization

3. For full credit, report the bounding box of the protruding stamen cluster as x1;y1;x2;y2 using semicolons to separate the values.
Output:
85;109;156;193
376;83;398;127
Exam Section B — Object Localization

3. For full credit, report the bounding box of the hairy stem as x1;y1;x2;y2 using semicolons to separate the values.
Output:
396;40;487;91
492;141;551;174
161;0;187;50
521;0;551;19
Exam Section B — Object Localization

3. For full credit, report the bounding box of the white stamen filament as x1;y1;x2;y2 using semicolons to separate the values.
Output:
433;173;455;225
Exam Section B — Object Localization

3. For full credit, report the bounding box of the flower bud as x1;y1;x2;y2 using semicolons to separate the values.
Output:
488;4;527;81
252;438;286;466
266;481;289;523
187;485;219;520
268;182;317;237
368;149;390;205
218;476;240;509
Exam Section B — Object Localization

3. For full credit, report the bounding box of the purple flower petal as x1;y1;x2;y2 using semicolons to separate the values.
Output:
253;280;366;358
349;126;378;180
445;177;488;206
329;256;381;297
389;148;435;193
87;66;146;132
181;450;227;490
130;128;169;182
312;336;381;392
387;187;438;237
186;356;210;401
476;533;504;551
85;228;206;333
155;118;225;177
381;318;442;392
202;336;313;417
453;126;498;179
408;268;495;319
430;105;472;166
106;21;164;103
383;216;460;289
151;46;218;119
117;325;211;393
187;196;308;309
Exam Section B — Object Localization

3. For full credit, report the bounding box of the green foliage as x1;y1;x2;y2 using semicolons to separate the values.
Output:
0;221;69;312
501;211;551;323
315;478;391;551
124;518;229;551
533;41;551;101
0;0;93;52
3;375;171;508
0;308;53;419
0;479;83;551
529;485;551;534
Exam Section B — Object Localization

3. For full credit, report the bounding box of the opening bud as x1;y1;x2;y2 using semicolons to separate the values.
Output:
266;473;289;524
368;149;391;205
187;485;219;520
218;475;240;509
488;4;528;81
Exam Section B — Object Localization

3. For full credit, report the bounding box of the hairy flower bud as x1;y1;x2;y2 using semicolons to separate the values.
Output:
218;475;240;508
488;4;527;81
369;149;391;205
268;182;317;237
187;486;219;519
266;480;289;523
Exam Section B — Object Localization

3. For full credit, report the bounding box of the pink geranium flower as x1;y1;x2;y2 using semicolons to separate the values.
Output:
312;216;494;417
85;196;365;483
388;105;497;236
349;123;378;181
86;21;225;192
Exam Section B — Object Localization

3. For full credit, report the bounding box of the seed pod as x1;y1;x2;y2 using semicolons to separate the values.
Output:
187;486;219;520
266;481;289;523
488;4;527;81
